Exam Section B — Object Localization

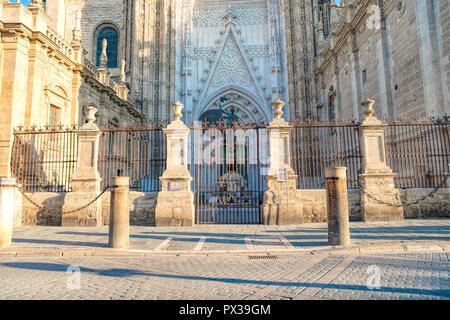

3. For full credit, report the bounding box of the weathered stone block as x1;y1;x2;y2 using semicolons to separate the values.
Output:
61;192;102;227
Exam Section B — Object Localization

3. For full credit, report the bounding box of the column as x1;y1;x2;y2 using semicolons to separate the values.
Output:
325;167;351;246
262;99;303;225
0;177;16;248
109;177;130;249
155;102;195;226
358;99;404;222
61;106;103;226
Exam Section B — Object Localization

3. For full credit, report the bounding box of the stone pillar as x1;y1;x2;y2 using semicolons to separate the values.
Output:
155;102;195;226
109;177;130;249
358;99;404;222
62;106;103;226
325;167;351;246
262;99;303;225
0;177;16;248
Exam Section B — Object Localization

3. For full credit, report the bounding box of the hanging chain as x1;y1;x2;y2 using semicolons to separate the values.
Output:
348;174;449;208
16;185;115;216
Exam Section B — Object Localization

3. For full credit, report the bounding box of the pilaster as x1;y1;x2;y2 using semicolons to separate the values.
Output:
62;106;103;226
155;102;195;226
358;99;404;222
262;99;303;225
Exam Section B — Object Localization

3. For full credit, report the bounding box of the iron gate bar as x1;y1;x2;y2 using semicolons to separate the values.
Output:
189;121;267;225
11;125;78;192
385;121;449;188
290;121;362;189
98;122;167;192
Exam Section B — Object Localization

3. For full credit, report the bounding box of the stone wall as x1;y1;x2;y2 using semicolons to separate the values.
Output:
21;192;64;226
66;0;124;77
314;0;449;121
20;191;157;226
17;187;449;226
400;188;450;219
299;189;362;223
100;191;157;226
79;67;143;126
0;1;143;177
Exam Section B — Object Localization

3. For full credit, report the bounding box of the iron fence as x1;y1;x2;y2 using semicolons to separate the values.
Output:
290;120;363;189
11;126;78;192
385;121;449;188
9;118;449;195
188;121;269;224
98;123;167;192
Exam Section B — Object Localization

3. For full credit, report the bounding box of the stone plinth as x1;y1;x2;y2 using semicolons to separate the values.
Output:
359;173;404;221
358;100;404;222
62;106;103;227
263;174;303;225
262;99;303;225
0;177;16;248
155;102;195;226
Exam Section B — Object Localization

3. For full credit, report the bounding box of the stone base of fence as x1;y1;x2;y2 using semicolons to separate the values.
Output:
14;187;450;226
155;190;195;226
154;169;195;227
401;188;450;218
263;175;303;225
61;192;103;227
101;192;157;226
359;173;404;222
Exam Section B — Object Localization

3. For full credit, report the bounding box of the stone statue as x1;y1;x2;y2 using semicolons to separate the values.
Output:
99;39;108;68
74;9;82;31
218;97;239;126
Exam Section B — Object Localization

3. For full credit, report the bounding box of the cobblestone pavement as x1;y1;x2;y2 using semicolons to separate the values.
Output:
2;219;449;256
0;251;448;300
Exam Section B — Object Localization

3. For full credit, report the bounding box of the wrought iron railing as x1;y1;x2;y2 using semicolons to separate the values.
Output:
385;120;450;188
9;118;449;193
11;125;78;192
98;122;167;192
290;120;363;189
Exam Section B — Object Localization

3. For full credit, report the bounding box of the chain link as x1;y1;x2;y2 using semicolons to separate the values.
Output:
17;185;115;215
348;174;449;208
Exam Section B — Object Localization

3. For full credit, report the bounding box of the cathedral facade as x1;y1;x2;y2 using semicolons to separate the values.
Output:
1;0;449;128
62;0;448;124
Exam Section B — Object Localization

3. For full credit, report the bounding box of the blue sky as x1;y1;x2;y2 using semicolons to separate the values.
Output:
11;0;30;5
15;0;341;7
10;0;30;5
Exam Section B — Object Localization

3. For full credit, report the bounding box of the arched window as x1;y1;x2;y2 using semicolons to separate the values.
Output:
96;26;119;68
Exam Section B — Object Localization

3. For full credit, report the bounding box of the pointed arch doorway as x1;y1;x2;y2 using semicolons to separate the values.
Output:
189;89;269;224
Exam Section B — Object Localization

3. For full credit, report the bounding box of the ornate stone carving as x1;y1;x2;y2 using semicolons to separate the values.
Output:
211;33;250;89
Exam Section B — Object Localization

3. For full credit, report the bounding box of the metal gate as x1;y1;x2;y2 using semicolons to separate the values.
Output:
189;121;268;224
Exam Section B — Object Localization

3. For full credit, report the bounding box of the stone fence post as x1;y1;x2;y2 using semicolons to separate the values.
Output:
62;106;103;226
262;99;303;225
358;99;404;221
155;102;195;226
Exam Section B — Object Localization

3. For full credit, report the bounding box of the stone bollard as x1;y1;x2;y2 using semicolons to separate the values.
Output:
0;178;16;248
325;167;351;246
108;177;130;249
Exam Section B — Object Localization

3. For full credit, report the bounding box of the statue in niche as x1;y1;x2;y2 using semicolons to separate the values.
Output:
218;97;239;126
328;89;336;123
